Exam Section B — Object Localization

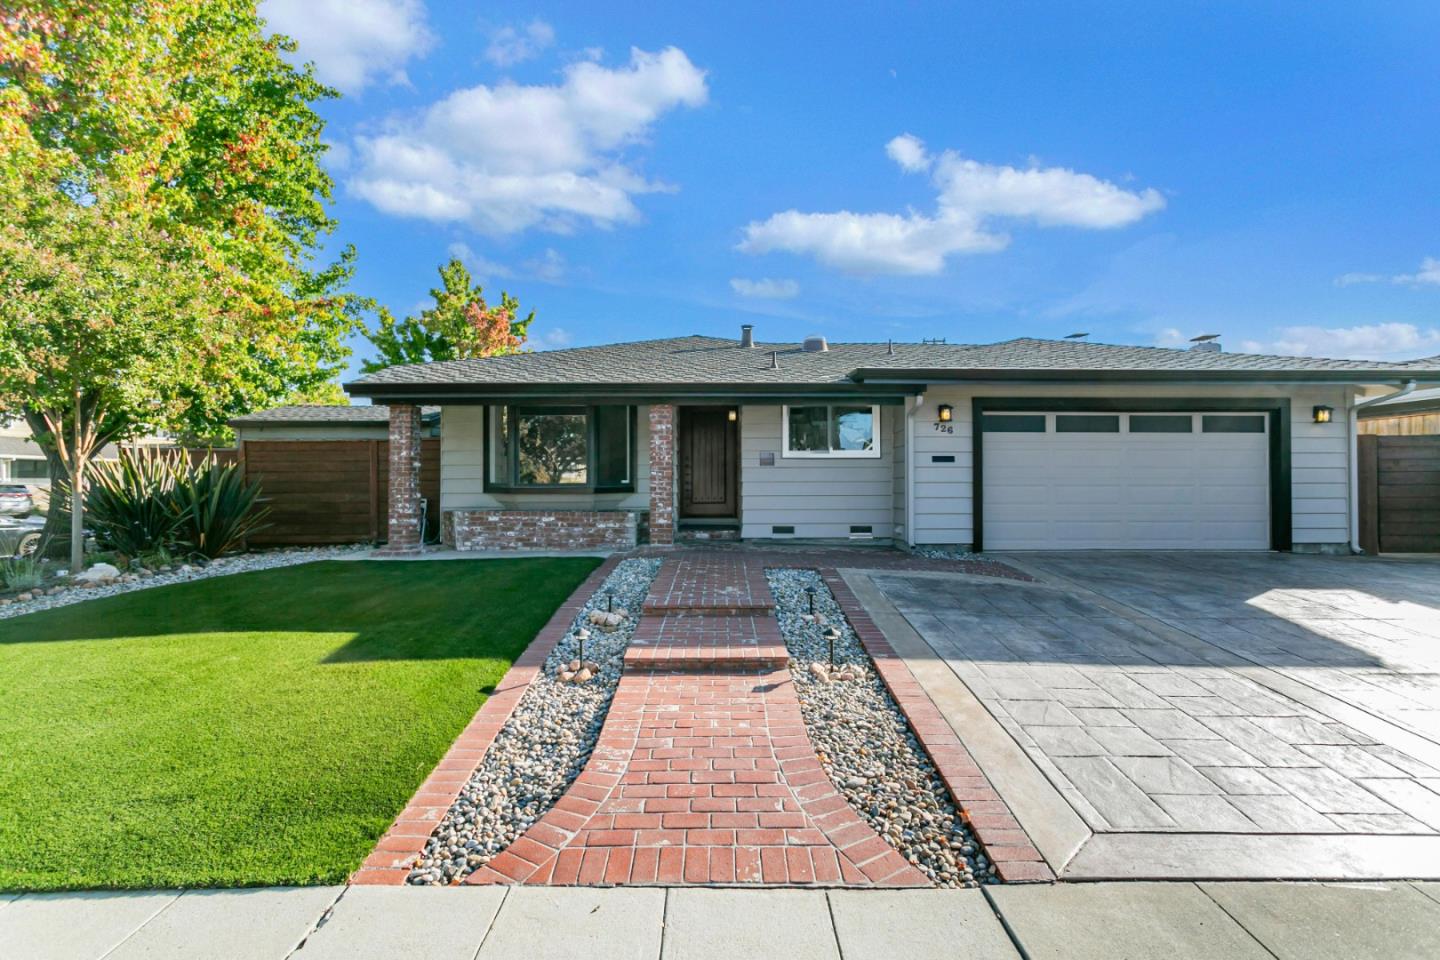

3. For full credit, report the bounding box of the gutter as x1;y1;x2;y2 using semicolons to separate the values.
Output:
1349;380;1419;554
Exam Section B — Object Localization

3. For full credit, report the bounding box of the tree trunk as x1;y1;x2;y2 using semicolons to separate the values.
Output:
71;390;85;573
23;393;122;567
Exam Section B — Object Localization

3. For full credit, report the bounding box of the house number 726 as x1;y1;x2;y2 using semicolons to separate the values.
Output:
932;422;954;434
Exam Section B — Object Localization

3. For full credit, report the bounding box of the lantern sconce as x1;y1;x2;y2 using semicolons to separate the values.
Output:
727;409;738;422
937;404;954;423
1313;404;1334;424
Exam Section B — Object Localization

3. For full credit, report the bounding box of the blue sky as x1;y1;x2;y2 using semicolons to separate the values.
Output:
259;1;1440;379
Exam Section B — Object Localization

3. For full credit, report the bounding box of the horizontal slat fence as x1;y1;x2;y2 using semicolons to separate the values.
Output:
1360;434;1440;553
238;439;440;545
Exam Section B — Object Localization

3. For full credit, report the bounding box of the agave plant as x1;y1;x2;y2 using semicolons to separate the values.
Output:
86;449;184;557
170;457;271;559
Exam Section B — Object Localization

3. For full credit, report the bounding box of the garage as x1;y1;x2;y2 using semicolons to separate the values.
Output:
979;410;1272;550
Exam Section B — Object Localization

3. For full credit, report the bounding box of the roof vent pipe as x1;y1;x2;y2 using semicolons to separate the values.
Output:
769;350;779;369
803;335;829;353
740;324;755;348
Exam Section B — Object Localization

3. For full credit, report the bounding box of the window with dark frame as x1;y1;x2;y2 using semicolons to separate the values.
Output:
1202;414;1266;434
488;405;635;490
782;405;880;457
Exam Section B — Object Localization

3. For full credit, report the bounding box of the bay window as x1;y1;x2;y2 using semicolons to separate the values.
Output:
487;405;635;490
782;404;880;458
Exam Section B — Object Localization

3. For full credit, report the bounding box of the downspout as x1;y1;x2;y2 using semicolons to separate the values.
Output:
905;394;922;548
1348;380;1418;553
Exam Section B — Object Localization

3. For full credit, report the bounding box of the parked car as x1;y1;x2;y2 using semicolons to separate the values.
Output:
0;518;41;558
0;484;34;517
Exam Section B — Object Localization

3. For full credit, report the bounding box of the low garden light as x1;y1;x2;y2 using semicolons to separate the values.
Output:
1313;404;1334;424
823;626;840;665
937;403;953;423
804;585;816;616
606;591;615;613
576;627;590;661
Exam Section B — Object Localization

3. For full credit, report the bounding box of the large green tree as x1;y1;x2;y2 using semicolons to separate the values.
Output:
362;258;534;373
0;1;358;566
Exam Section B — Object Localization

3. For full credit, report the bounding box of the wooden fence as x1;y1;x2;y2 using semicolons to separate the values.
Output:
238;439;441;545
1358;434;1440;553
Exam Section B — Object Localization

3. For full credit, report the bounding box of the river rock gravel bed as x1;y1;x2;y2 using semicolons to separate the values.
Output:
0;545;368;621
768;568;992;887
407;557;662;886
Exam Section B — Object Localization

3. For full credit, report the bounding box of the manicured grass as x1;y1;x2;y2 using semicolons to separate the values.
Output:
0;557;600;891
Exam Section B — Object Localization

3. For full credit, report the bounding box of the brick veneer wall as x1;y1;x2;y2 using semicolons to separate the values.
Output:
443;510;638;551
382;403;423;554
648;404;675;546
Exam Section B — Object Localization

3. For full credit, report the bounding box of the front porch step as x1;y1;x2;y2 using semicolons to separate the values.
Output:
623;612;790;672
641;556;775;614
675;524;741;544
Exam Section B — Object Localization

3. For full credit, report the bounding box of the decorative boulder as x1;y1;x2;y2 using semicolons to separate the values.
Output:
75;562;121;583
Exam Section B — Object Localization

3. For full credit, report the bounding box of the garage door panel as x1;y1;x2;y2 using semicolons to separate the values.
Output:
983;410;1270;550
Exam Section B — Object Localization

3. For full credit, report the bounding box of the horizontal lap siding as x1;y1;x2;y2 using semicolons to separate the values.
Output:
739;405;897;539
912;384;1354;549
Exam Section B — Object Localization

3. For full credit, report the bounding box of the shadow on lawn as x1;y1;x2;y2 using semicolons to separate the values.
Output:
0;557;602;663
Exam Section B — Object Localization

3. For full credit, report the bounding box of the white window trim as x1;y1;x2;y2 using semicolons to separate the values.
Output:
781;404;882;459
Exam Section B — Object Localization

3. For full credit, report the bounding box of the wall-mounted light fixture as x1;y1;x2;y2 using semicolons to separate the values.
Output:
1313;404;1334;424
937;403;954;423
727;409;738;422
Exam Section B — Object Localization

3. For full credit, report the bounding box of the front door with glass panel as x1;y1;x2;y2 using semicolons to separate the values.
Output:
679;407;738;518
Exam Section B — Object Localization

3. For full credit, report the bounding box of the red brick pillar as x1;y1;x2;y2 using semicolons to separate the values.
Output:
648;404;675;546
382;403;424;554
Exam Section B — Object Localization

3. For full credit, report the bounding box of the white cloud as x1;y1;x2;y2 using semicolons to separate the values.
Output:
261;0;434;94
1239;323;1440;360
526;248;567;282
350;46;708;235
730;277;800;299
446;242;513;280
739;135;1164;275
532;328;574;350
885;133;930;172
1154;328;1189;348
485;20;555;67
1336;257;1440;287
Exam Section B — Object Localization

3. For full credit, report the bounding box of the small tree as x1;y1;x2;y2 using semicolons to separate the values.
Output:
362;258;534;372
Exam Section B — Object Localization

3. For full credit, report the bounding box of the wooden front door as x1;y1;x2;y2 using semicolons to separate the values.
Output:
679;407;738;518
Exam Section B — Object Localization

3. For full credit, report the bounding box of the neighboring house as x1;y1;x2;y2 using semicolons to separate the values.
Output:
343;328;1440;554
228;405;441;545
1358;386;1440;436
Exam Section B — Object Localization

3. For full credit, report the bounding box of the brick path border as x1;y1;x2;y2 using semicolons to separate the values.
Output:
821;568;1055;882
351;556;623;885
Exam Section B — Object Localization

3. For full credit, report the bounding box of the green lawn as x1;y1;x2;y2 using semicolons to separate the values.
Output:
0;557;600;892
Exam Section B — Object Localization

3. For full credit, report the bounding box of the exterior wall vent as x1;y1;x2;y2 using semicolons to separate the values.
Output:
772;524;796;535
849;524;874;540
740;324;755;348
803;335;829;352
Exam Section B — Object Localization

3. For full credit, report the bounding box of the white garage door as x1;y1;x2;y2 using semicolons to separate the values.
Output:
982;412;1270;550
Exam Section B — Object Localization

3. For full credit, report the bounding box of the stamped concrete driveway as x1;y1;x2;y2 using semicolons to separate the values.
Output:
852;553;1440;880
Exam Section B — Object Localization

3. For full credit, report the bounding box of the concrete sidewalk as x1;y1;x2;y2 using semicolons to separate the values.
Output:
3;882;1440;960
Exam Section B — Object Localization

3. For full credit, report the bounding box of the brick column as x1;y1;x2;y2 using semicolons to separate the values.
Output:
382;403;424;554
648;404;675;546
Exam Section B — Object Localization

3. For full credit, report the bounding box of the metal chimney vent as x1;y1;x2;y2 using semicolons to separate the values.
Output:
740;324;755;348
803;335;829;353
1189;334;1222;353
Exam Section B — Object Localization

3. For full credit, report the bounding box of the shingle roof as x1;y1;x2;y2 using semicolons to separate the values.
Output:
345;335;1440;395
229;404;440;426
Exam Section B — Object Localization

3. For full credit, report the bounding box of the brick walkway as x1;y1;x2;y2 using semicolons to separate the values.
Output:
467;556;928;887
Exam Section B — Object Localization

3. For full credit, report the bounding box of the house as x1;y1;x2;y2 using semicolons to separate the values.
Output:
342;328;1440;554
1358;386;1440;436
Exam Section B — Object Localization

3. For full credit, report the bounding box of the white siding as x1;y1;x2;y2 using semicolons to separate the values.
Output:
739;404;899;540
439;405;649;513
911;383;1354;549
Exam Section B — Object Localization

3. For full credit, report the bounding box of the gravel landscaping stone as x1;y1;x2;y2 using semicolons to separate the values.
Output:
768;568;990;887
408;557;663;886
912;545;981;561
0;545;368;620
